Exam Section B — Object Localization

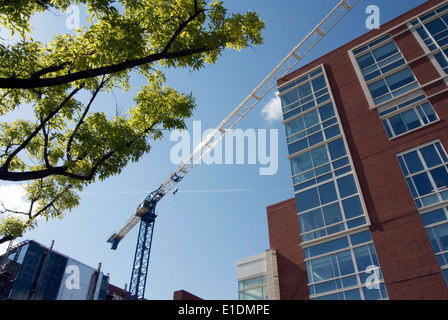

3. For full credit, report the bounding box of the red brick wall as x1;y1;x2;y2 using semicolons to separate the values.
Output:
173;290;203;300
275;0;448;300
266;198;309;300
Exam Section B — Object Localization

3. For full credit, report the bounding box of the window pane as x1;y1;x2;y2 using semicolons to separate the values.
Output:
401;108;420;131
413;172;434;196
372;41;399;62
312;76;327;92
300;208;324;233
304;110;319;128
309;237;349;257
322;203;343;225
422;102;438;122
425;17;446;35
344;288;362;300
368;79;389;99
403;151;424;174
385;68;415;91
319;102;335;121
298;82;312;99
291;152;313;176
281;90;298;106
350;230;372;245
311;145;330;167
337;174;358;198
311;255;336;282
389;114;407;136
357;52;375;70
398;156;409;175
430;166;448;190
433;223;448;252
328;138;347;160
354;245;372;271
286;117;305;137
421;144;443;168
319;181;338;205
296;188;320;212
337;250;355;276
421;208;446;226
342;196;364;219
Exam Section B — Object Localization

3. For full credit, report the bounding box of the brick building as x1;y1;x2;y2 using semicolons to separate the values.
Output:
268;0;448;300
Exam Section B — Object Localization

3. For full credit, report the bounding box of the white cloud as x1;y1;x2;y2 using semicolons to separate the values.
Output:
261;93;282;124
0;184;30;214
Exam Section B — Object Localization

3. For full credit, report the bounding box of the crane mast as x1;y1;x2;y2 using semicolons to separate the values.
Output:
107;0;360;300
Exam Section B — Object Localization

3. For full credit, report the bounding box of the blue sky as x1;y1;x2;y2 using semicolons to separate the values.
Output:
0;0;428;300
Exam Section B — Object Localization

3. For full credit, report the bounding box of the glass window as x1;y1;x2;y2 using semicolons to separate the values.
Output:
380;97;438;139
413;7;448;73
300;209;325;233
397;141;448;208
328;138;347;160
427;223;448;253
421;208;446;226
312;76;327;92
323;203;343;226
296;188;320;213
306;233;388;300
354;37;418;105
337;174;358;198
398;142;448;289
238;275;268;300
342;196;364;219
280;68;330;119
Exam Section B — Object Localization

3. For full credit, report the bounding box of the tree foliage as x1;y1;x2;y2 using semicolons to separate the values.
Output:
0;0;264;243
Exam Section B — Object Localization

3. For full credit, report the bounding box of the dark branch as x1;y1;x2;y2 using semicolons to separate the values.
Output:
0;85;84;174
0;47;213;89
66;77;108;161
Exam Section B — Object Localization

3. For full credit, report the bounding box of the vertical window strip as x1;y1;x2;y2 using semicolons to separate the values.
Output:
397;141;448;286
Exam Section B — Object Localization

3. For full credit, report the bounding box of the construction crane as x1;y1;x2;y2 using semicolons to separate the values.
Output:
107;0;360;300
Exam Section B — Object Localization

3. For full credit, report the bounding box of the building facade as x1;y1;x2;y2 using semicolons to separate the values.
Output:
275;0;448;300
0;240;109;300
236;249;280;300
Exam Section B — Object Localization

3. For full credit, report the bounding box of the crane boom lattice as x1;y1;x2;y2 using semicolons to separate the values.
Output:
107;0;359;300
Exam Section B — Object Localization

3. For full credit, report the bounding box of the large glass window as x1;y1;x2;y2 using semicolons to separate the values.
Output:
281;66;387;299
238;275;268;300
353;35;419;105
397;141;448;209
379;94;438;138
280;68;331;121
411;4;448;74
305;230;388;300
397;141;448;286
281;67;369;243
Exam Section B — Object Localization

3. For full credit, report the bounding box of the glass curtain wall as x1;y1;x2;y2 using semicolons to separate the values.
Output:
279;66;388;300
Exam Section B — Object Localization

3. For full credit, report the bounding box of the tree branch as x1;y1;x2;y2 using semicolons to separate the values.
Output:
0;47;212;89
161;5;205;55
66;76;108;162
0;85;84;174
0;119;160;182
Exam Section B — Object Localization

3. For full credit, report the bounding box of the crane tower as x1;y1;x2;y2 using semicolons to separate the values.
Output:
107;0;360;300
